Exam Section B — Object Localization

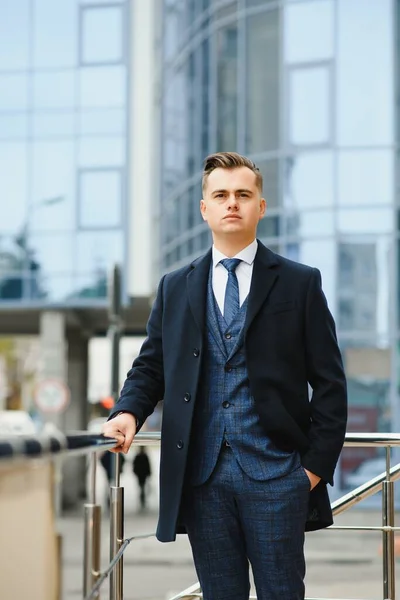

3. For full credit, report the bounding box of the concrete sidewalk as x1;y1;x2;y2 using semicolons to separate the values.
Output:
58;505;399;600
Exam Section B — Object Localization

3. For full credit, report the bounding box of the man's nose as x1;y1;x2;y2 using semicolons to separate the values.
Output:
227;195;238;209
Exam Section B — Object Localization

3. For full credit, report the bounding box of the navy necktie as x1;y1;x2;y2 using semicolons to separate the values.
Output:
220;258;242;324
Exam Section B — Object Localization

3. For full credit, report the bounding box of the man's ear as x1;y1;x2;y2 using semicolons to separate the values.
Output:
260;197;267;218
200;199;207;221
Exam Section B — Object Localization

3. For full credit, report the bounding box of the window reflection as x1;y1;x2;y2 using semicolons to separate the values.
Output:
0;115;28;140
0;0;30;70
338;209;393;235
246;9;279;154
79;169;122;228
289;66;331;146
298;239;336;311
76;231;123;293
31;141;75;232
337;0;393;145
79;67;126;108
338;150;393;206
33;71;75;110
283;152;334;209
284;0;334;64
216;24;238;151
33;0;77;68
81;6;124;65
29;234;75;276
0;75;29;111
0;143;28;234
257;159;279;209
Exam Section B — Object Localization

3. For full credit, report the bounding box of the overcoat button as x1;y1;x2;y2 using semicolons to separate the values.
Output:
222;401;230;409
225;364;232;372
193;348;200;357
184;393;191;402
177;440;184;449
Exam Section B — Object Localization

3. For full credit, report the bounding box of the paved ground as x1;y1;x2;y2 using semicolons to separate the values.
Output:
58;454;400;600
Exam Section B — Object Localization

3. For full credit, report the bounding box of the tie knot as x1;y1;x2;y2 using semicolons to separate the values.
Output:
220;258;241;273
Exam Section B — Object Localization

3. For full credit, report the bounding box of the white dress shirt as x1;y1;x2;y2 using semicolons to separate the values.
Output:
212;239;258;316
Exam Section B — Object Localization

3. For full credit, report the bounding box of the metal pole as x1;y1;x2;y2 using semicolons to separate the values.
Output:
83;452;102;598
107;264;125;600
382;446;395;600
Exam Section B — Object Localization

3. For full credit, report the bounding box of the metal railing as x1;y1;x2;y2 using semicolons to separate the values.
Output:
1;431;400;600
85;433;400;600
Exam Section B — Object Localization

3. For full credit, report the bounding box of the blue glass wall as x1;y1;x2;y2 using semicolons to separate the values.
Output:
0;0;128;304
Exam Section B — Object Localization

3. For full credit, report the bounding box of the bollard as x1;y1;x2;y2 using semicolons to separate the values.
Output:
83;453;102;599
382;447;395;600
109;453;124;600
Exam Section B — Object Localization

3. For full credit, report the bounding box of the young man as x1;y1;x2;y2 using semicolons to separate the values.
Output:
103;152;347;600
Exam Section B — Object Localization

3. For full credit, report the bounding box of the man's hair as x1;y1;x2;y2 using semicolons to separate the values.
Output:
202;152;263;193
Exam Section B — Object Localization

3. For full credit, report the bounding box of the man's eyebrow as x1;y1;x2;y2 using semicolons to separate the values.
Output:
211;188;253;196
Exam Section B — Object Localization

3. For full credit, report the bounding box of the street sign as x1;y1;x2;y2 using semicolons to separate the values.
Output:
34;379;70;413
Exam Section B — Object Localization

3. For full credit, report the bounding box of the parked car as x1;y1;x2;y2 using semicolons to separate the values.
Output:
343;458;387;490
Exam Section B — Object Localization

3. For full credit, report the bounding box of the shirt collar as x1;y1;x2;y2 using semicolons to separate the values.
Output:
212;239;258;268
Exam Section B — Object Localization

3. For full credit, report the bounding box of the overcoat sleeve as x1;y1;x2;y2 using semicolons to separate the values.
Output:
301;268;347;485
109;275;166;428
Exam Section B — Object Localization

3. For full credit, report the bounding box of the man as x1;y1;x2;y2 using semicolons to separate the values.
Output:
132;446;151;509
103;152;347;600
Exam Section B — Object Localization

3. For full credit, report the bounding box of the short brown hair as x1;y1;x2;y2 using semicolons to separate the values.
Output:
202;152;263;193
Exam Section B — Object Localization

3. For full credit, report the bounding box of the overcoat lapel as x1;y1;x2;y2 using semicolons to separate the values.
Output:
186;249;212;333
244;241;279;336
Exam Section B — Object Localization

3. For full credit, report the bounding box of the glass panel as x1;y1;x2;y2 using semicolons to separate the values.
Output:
82;0;125;3
340;341;391;489
0;143;28;235
289;66;330;146
283;152;334;209
338;150;393;206
33;71;76;109
33;0;77;68
164;1;186;61
163;72;188;194
38;274;74;302
79;170;122;228
78;138;125;167
33;112;75;138
0;0;30;70
284;0;334;63
79;66;126;108
31;141;76;232
258;215;280;239
201;38;210;157
216;24;238;151
79;109;125;135
29;234;75;274
0;75;29;111
338;209;393;235
247;0;274;6
246;9;279;154
295;209;334;238
81;6;124;64
337;0;393;146
257;159;279;209
0;115;28;140
298;239;336;312
75;231;123;294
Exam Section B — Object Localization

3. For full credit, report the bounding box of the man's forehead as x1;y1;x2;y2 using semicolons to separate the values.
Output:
206;166;258;189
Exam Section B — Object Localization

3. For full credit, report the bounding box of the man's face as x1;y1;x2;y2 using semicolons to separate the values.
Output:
200;166;266;239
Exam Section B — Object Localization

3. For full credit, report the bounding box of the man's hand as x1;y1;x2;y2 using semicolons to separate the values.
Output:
304;468;321;491
102;413;137;454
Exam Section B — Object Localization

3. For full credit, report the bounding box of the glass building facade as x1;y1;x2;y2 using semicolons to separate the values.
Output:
0;0;129;304
161;0;398;484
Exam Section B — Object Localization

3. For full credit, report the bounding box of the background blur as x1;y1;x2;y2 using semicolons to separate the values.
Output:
0;0;397;502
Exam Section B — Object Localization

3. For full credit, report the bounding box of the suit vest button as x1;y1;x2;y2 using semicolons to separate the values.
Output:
225;332;232;340
184;393;191;402
177;440;184;449
193;348;200;357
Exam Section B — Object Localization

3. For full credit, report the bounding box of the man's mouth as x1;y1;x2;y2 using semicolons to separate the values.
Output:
224;215;241;219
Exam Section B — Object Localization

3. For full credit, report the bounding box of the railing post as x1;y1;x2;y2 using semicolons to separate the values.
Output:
108;264;124;600
382;446;395;600
83;452;102;599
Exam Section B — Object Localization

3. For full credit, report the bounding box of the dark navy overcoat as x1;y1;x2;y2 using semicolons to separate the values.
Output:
111;242;347;542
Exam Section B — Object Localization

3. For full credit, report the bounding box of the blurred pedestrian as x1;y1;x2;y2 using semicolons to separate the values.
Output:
100;450;125;484
133;446;151;509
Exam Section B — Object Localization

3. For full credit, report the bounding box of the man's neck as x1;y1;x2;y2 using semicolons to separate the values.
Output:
213;236;256;258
